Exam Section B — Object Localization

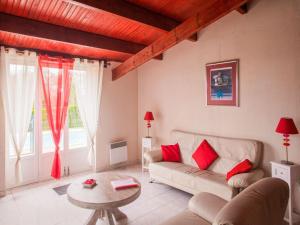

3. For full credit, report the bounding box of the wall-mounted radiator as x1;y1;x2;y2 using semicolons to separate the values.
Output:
109;141;128;165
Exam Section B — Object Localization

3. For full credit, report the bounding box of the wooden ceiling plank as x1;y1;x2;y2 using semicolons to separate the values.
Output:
13;0;21;15
112;0;248;80
0;12;148;55
21;0;30;17
26;0;35;18
7;0;14;13
66;0;178;31
65;0;197;42
37;0;49;20
48;0;61;21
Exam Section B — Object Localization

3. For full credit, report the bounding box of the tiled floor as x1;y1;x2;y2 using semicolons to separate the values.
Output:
1;165;296;225
0;165;191;225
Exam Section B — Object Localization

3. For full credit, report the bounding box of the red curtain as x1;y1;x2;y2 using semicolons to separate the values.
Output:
38;55;74;179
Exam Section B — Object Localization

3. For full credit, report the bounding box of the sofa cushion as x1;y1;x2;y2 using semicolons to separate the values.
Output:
193;170;233;200
226;159;252;181
161;143;181;162
227;169;264;188
192;140;219;170
188;192;227;223
149;162;183;180
149;162;234;200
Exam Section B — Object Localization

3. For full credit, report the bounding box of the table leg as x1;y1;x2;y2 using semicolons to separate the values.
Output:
104;210;115;225
85;210;100;225
86;208;127;225
111;208;127;224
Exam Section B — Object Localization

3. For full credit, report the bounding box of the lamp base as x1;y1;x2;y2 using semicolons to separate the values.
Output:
280;160;294;165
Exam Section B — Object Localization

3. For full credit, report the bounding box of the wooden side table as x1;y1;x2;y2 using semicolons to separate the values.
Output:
271;161;300;225
142;137;155;172
67;173;141;225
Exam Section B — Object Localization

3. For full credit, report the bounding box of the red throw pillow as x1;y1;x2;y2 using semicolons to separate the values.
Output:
161;143;181;162
226;159;252;181
192;140;219;170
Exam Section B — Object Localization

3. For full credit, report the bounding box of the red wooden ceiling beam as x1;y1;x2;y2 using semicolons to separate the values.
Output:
112;0;248;80
0;13;163;60
65;0;198;42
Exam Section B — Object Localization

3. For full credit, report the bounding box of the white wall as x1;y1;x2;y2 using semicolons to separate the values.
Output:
95;63;138;171
138;0;300;211
0;97;5;195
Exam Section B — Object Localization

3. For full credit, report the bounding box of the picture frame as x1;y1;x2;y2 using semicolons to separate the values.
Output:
206;59;239;106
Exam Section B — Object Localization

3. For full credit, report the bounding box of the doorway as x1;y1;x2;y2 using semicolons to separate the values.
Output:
5;67;91;188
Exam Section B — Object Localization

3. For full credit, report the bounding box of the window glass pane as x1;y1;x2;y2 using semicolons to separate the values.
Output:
42;98;64;153
68;82;87;149
8;63;35;157
9;110;34;157
41;67;64;153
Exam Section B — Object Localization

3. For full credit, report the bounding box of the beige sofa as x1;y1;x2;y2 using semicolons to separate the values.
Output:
145;130;264;200
160;178;289;225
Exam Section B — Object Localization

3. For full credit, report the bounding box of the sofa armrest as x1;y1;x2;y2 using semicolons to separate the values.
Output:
227;169;264;188
188;192;227;223
144;149;162;163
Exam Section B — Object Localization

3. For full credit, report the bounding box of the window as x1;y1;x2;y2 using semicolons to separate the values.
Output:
41;98;64;153
9;65;88;156
40;67;65;153
68;83;87;149
8;63;35;157
41;70;87;152
9;112;34;157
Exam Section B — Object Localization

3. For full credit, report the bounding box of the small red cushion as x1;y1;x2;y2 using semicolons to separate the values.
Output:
161;143;181;162
192;140;219;170
226;159;252;181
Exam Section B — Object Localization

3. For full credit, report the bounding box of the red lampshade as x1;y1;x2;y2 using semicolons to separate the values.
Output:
144;111;154;121
275;117;298;134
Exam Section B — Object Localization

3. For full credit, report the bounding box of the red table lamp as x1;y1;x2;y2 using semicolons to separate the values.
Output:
144;111;154;137
275;117;298;165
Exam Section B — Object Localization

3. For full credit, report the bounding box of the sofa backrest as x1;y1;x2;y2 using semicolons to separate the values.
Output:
213;178;289;225
171;130;262;174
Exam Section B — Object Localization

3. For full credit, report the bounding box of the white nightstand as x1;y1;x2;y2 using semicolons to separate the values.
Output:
271;161;300;225
142;137;155;172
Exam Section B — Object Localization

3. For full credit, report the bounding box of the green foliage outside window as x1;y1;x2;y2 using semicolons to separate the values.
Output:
42;84;83;130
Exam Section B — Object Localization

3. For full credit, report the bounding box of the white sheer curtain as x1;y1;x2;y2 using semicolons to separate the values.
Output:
0;46;37;182
73;59;104;166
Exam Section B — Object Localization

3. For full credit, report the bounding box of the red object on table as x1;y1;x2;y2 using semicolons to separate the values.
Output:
84;179;96;185
111;178;139;190
275;117;298;164
114;184;139;190
83;179;97;188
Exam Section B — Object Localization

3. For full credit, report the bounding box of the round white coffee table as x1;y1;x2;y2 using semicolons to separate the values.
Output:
67;173;141;225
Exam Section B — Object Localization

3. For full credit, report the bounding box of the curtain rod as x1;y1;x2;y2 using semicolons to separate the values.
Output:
1;45;114;67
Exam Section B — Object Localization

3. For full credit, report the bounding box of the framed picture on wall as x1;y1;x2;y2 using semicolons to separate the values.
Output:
206;59;239;106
